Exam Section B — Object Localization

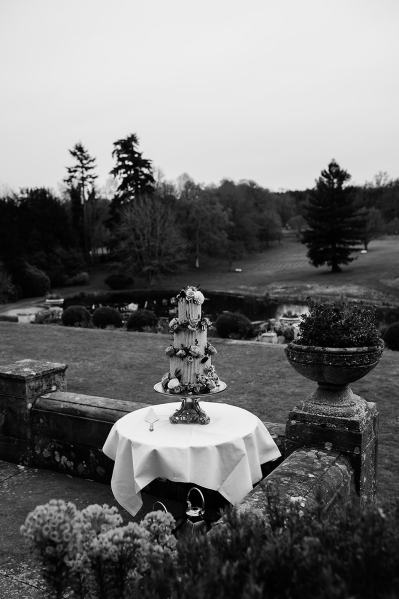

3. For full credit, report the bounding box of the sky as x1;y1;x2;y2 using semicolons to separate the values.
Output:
1;0;398;194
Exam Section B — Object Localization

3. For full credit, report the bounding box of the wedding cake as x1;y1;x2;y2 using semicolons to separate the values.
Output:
161;286;220;394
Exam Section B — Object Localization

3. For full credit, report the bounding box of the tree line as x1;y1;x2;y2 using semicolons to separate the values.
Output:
1;132;398;299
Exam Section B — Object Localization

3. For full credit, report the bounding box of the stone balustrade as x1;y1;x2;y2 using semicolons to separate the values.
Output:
0;358;378;515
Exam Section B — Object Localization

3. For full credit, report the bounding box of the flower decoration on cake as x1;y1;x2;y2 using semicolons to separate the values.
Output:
159;285;222;395
176;286;205;305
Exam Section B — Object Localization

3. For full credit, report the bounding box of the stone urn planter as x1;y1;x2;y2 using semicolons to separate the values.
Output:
285;340;384;417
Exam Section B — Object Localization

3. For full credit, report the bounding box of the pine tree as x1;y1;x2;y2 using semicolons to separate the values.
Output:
109;133;155;221
302;159;366;272
64;142;97;199
64;143;97;257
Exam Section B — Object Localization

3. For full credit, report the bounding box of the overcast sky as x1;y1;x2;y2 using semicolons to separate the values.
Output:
1;0;398;194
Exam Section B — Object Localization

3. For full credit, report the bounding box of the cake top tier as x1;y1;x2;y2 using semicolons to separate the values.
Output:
175;286;205;322
176;285;205;305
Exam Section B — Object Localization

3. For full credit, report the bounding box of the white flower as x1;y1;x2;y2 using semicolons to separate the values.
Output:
167;378;180;390
193;290;204;304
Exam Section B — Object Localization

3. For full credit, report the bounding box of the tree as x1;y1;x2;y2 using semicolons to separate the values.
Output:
109;133;155;219
302;160;366;272
64;142;97;197
83;190;111;258
287;214;307;239
176;177;230;268
115;194;185;283
360;207;384;250
64;143;97;256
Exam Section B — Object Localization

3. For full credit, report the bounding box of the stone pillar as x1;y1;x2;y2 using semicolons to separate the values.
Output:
0;359;67;462
285;395;378;507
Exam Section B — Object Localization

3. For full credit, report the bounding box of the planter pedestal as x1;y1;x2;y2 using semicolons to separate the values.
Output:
284;341;384;507
285;399;378;507
302;383;366;419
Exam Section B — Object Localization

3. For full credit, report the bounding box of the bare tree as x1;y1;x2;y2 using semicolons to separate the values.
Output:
116;195;186;282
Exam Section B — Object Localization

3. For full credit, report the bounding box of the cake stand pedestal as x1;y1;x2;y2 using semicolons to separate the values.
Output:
154;381;227;425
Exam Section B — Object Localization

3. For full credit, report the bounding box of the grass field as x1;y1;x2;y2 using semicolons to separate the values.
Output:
0;322;398;504
156;234;399;305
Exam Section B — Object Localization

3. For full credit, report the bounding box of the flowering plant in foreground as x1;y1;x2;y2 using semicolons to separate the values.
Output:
20;497;399;599
21;501;176;599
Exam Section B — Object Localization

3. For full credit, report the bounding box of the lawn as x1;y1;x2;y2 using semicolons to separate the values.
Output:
0;322;398;503
157;234;399;306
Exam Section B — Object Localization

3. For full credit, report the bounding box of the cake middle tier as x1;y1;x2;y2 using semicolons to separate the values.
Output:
170;328;209;384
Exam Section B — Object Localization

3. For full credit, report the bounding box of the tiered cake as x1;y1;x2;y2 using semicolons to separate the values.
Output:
161;286;220;395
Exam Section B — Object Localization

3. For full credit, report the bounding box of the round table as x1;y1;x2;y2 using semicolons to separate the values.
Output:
102;402;281;516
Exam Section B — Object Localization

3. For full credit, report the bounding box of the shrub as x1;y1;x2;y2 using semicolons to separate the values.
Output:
105;273;134;290
282;325;295;343
383;322;399;350
20;498;399;599
126;309;158;331
297;300;381;347
0;314;18;322
61;305;91;327
65;271;90;286
0;266;17;302
34;309;62;325
92;306;123;329
214;311;254;339
31;248;87;287
21;501;176;599
12;262;50;298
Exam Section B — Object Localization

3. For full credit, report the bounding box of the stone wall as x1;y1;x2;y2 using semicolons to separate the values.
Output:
0;359;377;515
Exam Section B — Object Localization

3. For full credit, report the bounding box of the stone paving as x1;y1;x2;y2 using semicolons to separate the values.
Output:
0;459;178;598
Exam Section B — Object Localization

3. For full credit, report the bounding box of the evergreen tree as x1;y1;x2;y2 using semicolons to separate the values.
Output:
302;159;366;272
109;133;155;222
64;143;97;256
64;142;97;198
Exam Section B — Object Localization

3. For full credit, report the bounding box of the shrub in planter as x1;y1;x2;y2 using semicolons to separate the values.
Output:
383;321;399;350
62;305;91;327
285;301;384;416
126;309;158;331
297;300;381;348
105;273;134;290
214;311;254;339
92;306;122;329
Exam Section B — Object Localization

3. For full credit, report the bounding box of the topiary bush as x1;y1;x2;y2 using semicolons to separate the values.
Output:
92;306;123;329
126;309;158;331
383;321;399;350
214;311;254;339
61;305;91;327
105;273;134;290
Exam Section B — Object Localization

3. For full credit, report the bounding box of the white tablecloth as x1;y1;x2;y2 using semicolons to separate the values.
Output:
102;402;281;516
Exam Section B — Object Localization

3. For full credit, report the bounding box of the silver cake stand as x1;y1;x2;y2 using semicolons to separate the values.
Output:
154;381;227;425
